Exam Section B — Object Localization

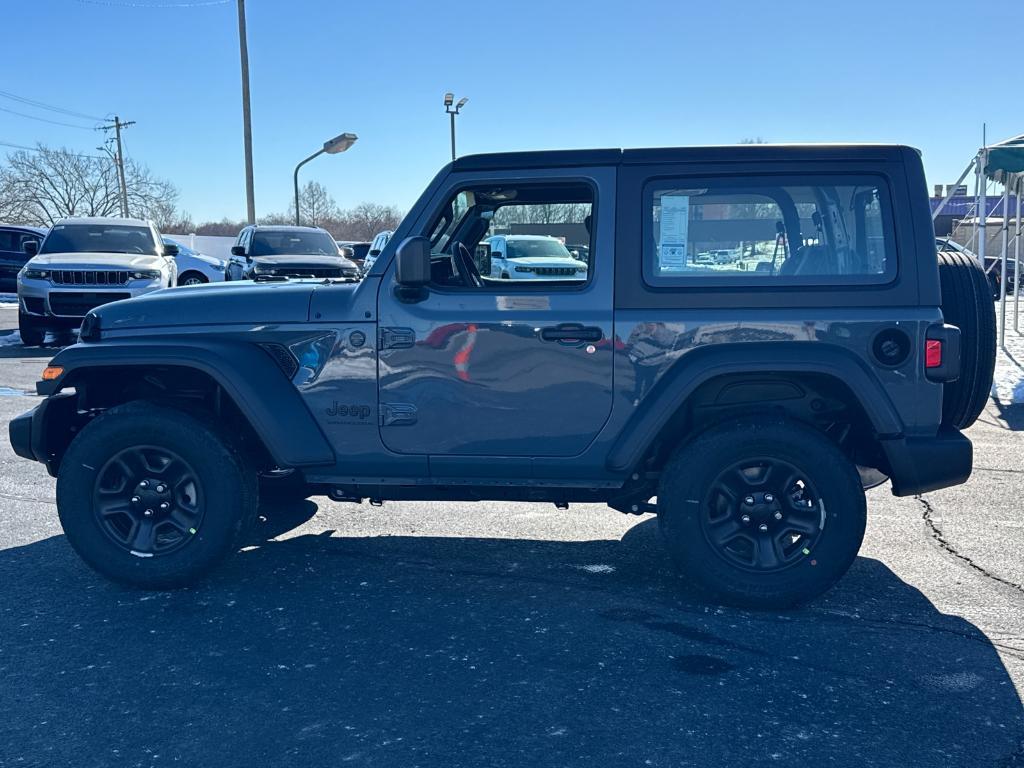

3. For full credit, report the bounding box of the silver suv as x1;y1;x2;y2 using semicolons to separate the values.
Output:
17;217;177;346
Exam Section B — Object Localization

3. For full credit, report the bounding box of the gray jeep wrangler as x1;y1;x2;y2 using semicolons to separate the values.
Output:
9;144;996;607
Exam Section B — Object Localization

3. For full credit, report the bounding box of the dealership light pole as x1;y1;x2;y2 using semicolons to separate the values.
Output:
444;92;468;161
293;132;357;226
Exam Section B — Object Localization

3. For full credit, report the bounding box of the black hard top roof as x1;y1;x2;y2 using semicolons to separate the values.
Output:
451;144;912;171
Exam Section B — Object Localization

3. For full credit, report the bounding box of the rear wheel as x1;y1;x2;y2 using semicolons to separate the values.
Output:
937;250;996;429
18;313;45;346
658;416;866;608
56;401;257;588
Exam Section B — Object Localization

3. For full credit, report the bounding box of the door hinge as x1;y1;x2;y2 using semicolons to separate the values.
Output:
380;402;418;427
378;326;415;349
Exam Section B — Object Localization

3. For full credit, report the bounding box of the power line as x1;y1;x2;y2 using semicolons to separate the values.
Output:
0;104;95;130
0;141;106;160
0;89;103;122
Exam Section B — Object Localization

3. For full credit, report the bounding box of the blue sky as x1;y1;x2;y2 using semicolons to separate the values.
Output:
5;0;1022;222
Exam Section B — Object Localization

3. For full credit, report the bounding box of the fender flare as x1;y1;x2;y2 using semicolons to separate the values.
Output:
606;342;904;472
43;339;335;467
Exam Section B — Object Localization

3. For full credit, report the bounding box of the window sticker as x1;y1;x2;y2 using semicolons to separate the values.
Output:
658;195;689;272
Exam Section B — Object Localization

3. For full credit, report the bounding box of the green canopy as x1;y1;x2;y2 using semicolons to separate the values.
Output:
984;134;1024;184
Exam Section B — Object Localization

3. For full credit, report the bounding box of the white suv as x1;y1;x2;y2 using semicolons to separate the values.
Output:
486;234;588;281
17;217;177;346
360;229;393;275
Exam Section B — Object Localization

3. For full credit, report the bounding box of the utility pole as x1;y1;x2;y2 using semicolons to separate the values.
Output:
97;115;135;218
237;0;256;224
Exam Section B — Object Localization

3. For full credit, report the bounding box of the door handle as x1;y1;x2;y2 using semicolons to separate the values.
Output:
540;324;603;343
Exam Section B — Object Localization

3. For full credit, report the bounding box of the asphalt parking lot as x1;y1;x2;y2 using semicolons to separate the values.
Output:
0;302;1022;768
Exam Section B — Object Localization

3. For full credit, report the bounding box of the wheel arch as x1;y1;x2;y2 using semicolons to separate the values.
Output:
607;342;903;474
40;340;334;472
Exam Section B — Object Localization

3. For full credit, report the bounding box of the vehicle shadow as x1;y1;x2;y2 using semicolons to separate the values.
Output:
0;508;1021;767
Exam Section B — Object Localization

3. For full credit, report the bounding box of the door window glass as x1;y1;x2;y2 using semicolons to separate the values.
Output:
424;183;594;289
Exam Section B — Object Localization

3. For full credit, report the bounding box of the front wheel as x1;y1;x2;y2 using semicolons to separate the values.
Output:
658;416;866;608
18;313;45;346
56;401;257;588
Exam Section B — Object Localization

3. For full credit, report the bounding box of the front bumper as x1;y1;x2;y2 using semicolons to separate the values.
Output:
18;277;163;322
883;428;973;496
9;393;78;475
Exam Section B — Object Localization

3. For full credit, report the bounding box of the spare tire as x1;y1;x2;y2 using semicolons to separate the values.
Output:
937;250;996;429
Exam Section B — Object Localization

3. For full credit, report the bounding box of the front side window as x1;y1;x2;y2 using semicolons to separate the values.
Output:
40;224;159;256
423;182;594;289
644;175;895;286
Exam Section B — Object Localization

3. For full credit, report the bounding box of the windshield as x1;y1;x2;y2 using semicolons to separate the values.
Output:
506;238;573;260
41;224;158;256
251;230;338;257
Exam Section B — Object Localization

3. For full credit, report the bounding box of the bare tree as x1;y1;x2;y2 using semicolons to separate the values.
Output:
0;144;183;227
335;202;403;241
289;181;339;227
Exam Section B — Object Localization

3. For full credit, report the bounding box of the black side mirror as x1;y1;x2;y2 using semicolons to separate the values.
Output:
230;245;246;257
368;249;381;257
395;236;431;287
23;240;38;256
163;243;179;257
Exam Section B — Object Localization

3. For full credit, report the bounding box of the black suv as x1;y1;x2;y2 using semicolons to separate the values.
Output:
0;224;46;290
227;225;360;280
9;144;995;607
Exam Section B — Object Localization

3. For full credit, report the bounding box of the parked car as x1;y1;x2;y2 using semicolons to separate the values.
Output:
0;225;47;291
360;230;393;274
336;241;371;269
567;243;589;262
162;237;227;286
11;144;993;609
227;225;359;280
16;217;177;346
486;234;589;280
935;236;1015;299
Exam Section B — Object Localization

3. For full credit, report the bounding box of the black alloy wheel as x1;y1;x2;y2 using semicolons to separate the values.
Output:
93;446;205;557
703;457;824;573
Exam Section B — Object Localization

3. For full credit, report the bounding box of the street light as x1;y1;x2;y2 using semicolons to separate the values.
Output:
293;132;358;226
444;92;468;161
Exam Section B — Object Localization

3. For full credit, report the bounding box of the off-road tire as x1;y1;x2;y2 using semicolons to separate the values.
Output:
937;250;996;429
56;401;258;589
658;416;867;608
18;313;45;347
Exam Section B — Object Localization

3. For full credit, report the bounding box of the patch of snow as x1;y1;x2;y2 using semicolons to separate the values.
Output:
0;331;20;347
991;301;1024;404
919;671;983;692
0;386;31;397
0;292;17;307
573;564;616;574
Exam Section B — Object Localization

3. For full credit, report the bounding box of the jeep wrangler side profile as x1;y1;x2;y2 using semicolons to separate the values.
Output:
9;145;996;606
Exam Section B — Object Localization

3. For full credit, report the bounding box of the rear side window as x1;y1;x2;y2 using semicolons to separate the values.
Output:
643;175;896;287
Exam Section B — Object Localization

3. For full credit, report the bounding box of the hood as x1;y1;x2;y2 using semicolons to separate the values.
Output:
90;279;333;332
506;256;587;269
27;252;167;270
252;254;356;269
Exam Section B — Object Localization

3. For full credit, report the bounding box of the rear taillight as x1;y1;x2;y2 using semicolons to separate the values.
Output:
924;325;960;382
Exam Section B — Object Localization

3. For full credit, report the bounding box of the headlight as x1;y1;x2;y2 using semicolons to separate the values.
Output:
252;263;271;274
22;268;50;280
131;270;162;280
514;266;535;273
